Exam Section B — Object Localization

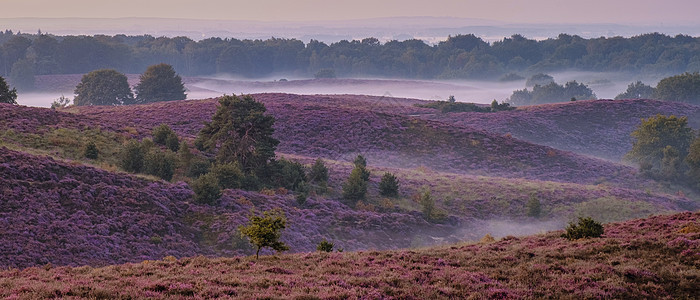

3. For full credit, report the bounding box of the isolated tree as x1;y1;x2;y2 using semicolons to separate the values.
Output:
342;166;368;205
626;115;694;174
418;189;447;223
317;239;334;252
0;76;18;104
239;208;290;259
134;63;186;103
654;72;700;104
195;94;279;175
615;81;655;100
379;172;399;197
74;69;134;106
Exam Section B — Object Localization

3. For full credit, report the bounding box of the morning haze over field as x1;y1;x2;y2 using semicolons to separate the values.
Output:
0;1;698;298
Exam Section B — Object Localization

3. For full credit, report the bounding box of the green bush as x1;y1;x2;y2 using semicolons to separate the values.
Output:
342;166;368;205
419;189;447;223
562;217;604;240
190;173;221;204
83;141;98;159
295;180;309;206
144;149;176;181
212;162;244;190
187;158;211;178
379;172;399;197
165;133;180;152
308;158;329;183
274;158;307;191
526;195;541;218
353;155;370;181
317;239;334;252
152;124;180;151
120;140;145;173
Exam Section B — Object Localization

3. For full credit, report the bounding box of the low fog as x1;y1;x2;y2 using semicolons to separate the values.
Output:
16;71;664;108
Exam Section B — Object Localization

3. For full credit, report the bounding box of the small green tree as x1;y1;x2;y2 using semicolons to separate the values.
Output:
308;158;329;183
83;141;98;159
74;69;134;106
342;166;368;205
526;195;541;218
120;140;145;173
379;172;399;197
190;172;221;204
144;149;176;181
353;155;370;181
152;124;176;145
239;208;290;259
419;189;447;223
134;63;186;103
562;217;604;240
317;239;334;252
0;75;18;104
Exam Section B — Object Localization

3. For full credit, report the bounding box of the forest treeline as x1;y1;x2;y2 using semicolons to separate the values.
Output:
1;30;699;81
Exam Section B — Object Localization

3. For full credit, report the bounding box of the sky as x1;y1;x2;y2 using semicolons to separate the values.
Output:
2;0;699;25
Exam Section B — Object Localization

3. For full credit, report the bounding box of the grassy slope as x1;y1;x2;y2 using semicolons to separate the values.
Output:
1;212;697;299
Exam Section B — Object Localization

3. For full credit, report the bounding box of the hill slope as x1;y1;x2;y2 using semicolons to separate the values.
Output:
65;94;654;188
1;212;697;299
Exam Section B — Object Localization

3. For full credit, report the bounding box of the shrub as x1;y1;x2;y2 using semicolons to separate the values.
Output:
419;189;447;223
342;166;368;205
317;239;334;252
186;158;211;178
562;217;604;240
379;172;399;197
295;180;309;206
83;141;98;159
165;133;180;152
308;158;329;184
353;155;370;181
152;124;175;145
144;149;176;181
120;140;145;173
526;195;541;218
273;158;307;191
190;173;221;204
211;162;244;190
239;208;290;259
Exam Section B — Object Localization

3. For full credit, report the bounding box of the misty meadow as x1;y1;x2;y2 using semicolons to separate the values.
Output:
1;11;699;300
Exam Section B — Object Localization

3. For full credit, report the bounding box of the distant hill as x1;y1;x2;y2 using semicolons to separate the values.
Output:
416;99;700;161
1;211;696;298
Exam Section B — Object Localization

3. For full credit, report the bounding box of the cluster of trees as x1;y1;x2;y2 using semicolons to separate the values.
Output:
74;63;186;106
626;114;700;188
0;75;17;104
417;96;514;113
615;73;700;105
508;80;596;105
2;31;699;82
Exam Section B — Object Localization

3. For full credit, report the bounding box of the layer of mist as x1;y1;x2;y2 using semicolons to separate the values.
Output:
16;70;665;108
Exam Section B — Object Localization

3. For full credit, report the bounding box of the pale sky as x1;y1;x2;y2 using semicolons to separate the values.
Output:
1;0;699;25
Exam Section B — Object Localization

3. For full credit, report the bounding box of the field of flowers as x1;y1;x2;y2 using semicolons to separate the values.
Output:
1;211;696;299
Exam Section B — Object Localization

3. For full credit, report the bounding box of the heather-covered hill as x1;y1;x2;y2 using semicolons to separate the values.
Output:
1;212;696;299
65;94;653;187
419;99;700;161
0;147;458;269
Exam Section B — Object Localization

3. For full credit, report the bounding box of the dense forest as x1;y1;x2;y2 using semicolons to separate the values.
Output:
1;30;699;81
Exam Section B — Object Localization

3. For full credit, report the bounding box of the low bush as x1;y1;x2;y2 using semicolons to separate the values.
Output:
562;217;604;240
